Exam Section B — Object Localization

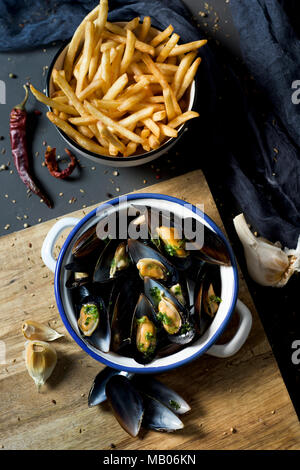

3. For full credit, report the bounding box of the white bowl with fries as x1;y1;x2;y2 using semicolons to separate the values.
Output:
31;1;206;166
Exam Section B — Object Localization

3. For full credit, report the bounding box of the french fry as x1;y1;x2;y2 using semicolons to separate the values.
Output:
69;116;98;126
125;17;140;31
103;30;155;55
97;122;126;153
120;76;150;99
141;54;169;88
141;128;150;139
153;110;166;121
142;118;160;138
120;30;136;74
124;142;137;157
159;123;178;137
76;21;95;94
101;40;117;51
94;99;121;110
77;79;104;101
52;69;86;116
105;22;126;36
77;125;95;139
100;49;111;92
172;51;196;96
111;44;125;83
63;3;100;81
149;134;160;149
167;110;199;128
150;25;174;47
109;143;119;156
94;0;108;39
156;33;180;63
59;112;68;120
118;106;155;129
84;101;143;144
177;57;201;100
88;38;102;82
147;96;165;104
168;39;207;56
118;90;149;112
129;61;143;76
103;73;128;100
163;87;176;121
139;16;151;42
47;112;109;155
30;85;79;115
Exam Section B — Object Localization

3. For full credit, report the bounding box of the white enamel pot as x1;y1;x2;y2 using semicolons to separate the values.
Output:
41;193;252;373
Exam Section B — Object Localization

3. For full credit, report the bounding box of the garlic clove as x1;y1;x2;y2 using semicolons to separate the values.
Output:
22;320;64;341
233;213;300;287
25;340;57;391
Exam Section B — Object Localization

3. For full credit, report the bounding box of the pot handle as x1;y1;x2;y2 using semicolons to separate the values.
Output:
205;299;252;358
41;217;80;273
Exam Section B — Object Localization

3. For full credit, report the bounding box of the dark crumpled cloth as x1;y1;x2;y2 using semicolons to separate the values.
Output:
1;0;299;247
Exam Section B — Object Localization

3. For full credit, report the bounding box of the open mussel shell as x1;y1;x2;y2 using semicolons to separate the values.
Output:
109;276;142;353
144;277;195;345
65;260;90;289
142;395;184;432
128;239;179;286
131;376;190;415
184;217;231;267
72;223;106;259
93;239;131;283
106;375;144;437
73;285;111;353
131;294;158;365
193;263;222;334
131;205;192;271
88;367;133;407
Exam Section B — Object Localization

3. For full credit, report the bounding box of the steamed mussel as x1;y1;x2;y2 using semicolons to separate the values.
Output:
64;204;229;365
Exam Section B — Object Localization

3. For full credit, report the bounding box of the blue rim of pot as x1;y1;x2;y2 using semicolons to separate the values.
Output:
54;193;239;374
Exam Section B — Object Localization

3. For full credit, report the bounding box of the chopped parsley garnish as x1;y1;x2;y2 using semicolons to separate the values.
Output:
136;316;147;324
83;304;99;317
169;400;180;411
209;295;222;304
150;286;162;303
181;322;192;334
174;285;182;295
157;312;173;326
145;331;154;340
165;244;177;257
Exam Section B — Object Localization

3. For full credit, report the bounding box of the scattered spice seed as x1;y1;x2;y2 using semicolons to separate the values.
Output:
91;166;96;170
1;148;6;154
273;147;278;154
69;197;76;204
271;410;276;415
113;170;119;176
4;194;8;198
42;141;47;146
28;243;32;248
0;136;4;140
52;399;56;405
80;189;85;193
143;179;147;184
9;73;16;79
230;427;237;434
23;214;28;219
0;164;7;171
110;443;116;449
59;192;63;196
35;151;39;157
4;224;10;230
38;218;42;222
115;187;120;192
12;200;16;204
23;223;28;228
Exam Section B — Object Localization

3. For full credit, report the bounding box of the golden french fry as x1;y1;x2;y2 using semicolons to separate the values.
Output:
149;134;160;149
103;72;128;100
120;29;136;74
76;21;95;94
159;123;178;137
111;44;125;83
156;33;180;63
95;0;108;39
150;25;174;47
118;106;155;128
125;17;140;31
141;128;150;139
167;56;177;65
84;101;143;143
120;77;150;99
141;54;169;88
134;74;172;84
142;118;160;138
59;112;68;120
109;143;119;156
169;39;207;56
94;99;121;110
105;22;126;36
47;112;109;155
147;96;165;103
69;116;98;125
103;30;155;55
139;16;151;42
63;3;100;81
77;79;104;101
172;51;196;96
77;125;95;139
118;90;149;112
101;40;117;51
52;69;86;115
153;110;166;121
124;142;137;157
177;57;201;100
52;95;69;104
97;121;126;152
167;110;199;128
100;49;111;92
88;38;102;82
129;61;143;76
169;86;182;116
30;84;79;115
163;87;176;121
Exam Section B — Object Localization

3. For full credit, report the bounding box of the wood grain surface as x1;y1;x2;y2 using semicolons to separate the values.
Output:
0;170;299;450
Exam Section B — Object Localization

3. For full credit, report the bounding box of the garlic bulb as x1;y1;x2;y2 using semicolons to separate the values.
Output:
25;341;57;390
22;320;64;341
233;213;300;287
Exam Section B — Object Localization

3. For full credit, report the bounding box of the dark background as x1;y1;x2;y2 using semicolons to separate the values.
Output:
0;0;299;419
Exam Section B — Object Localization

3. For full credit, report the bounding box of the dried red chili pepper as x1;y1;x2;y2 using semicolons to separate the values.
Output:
10;85;53;208
45;146;77;179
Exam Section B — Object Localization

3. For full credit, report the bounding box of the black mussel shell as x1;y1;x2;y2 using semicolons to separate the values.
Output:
73;285;111;353
65;260;90;289
144;277;195;345
142;395;184;432
184;218;231;267
93;240;131;283
131;294;158;365
109;276;142;353
128;239;179;286
106;375;144;437
88;367;133;407
72;223;106;259
131;376;191;415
